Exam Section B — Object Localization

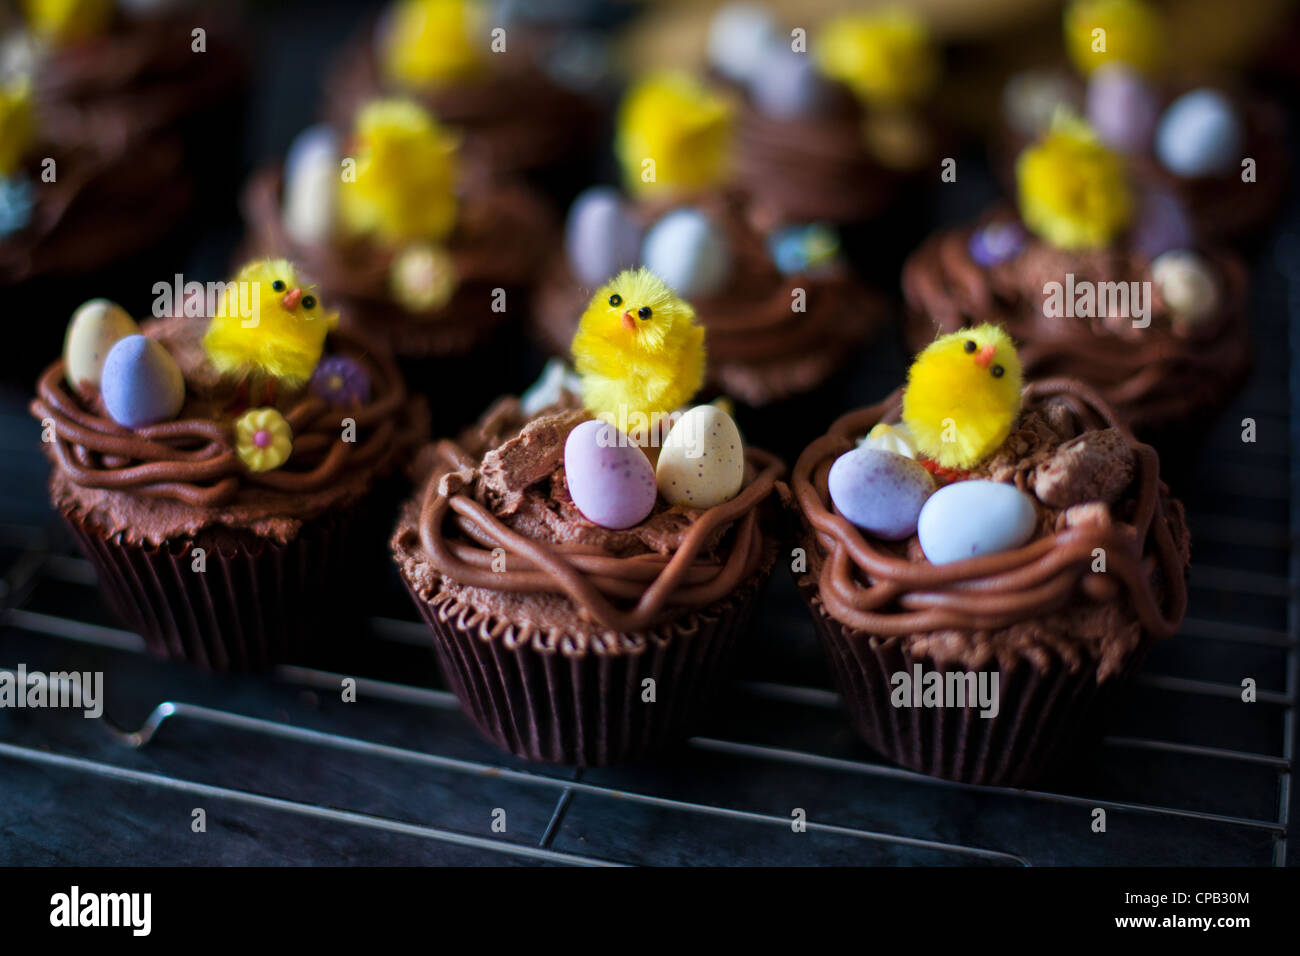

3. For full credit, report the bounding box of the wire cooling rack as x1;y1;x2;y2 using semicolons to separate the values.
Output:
0;246;1295;865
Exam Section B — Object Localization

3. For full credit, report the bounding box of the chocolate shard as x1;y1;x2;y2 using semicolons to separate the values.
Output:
478;408;587;515
1032;428;1135;508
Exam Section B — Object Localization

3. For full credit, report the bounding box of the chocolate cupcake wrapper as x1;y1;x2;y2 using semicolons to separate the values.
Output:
801;587;1148;788
65;508;359;673
403;567;772;766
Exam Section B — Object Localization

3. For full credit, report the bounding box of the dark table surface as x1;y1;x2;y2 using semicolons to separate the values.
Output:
0;0;1297;867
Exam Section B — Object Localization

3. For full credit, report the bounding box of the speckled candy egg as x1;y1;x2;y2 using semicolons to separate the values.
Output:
565;186;642;286
1156;89;1243;178
641;208;730;300
749;44;830;119
1086;64;1159;155
564;419;657;529
828;447;934;540
63;299;140;392
1152;250;1219;328
100;335;185;429
708;3;780;84
656;404;745;509
917;480;1037;565
282;124;339;246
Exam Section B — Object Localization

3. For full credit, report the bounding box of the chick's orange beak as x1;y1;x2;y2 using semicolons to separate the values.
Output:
281;287;303;310
973;344;995;368
620;310;636;331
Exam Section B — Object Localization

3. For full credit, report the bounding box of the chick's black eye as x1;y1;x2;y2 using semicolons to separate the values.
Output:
608;293;622;307
302;295;316;310
272;280;286;293
991;364;1005;378
963;339;976;353
638;306;652;320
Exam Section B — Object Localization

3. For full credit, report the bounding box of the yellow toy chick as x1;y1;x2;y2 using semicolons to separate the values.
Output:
0;79;35;178
615;72;733;198
1064;0;1164;77
572;267;706;424
338;99;460;246
380;0;485;89
816;9;939;109
22;0;113;44
203;259;338;392
901;324;1023;471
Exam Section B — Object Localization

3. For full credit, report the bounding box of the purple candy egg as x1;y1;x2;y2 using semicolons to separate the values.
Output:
565;187;642;286
1086;64;1159;155
1132;188;1197;259
828;447;935;540
311;355;371;405
968;221;1027;268
749;45;831;120
564;419;657;530
100;335;186;429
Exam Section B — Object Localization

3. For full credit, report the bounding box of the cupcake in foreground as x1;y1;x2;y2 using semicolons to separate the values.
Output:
31;259;424;671
241;98;553;396
322;0;603;191
996;0;1285;241
532;72;888;412
904;113;1250;442
789;328;1189;786
393;269;785;765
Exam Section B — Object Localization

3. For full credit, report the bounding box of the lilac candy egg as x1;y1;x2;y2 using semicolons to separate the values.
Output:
828;447;935;541
1086;64;1159;155
565;187;642;286
968;221;1027;268
100;335;185;428
564;419;657;530
1131;187;1196;259
749;45;831;120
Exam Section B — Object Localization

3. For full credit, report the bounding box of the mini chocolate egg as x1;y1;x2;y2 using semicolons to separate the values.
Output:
1086;64;1159;155
858;422;918;459
282;124;339;246
749;44;831;119
641;208;730;299
565;186;642;286
708;3;780;84
828;447;934;540
100;335;185;429
917;480;1037;565
564;419;657;530
967;221;1026;268
63;299;140;391
1131;188;1196;259
1152;250;1218;328
1156;89;1243;178
657;404;744;509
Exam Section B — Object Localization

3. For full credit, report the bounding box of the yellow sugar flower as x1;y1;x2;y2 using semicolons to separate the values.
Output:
616;72;733;197
22;0;112;44
815;10;939;109
380;0;485;89
1016;112;1132;250
0;79;36;178
235;407;294;473
338;99;460;245
1064;0;1164;76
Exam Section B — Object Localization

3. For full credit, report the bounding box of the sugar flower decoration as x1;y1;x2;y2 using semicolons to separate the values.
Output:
1016;112;1132;250
815;10;939;109
616;72;733;197
235;407;293;473
0;79;36;179
338;99;460;245
1064;0;1164;77
311;356;372;406
380;0;485;89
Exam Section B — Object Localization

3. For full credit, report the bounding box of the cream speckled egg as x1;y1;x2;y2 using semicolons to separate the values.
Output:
1152;250;1218;328
656;404;745;509
63;299;139;392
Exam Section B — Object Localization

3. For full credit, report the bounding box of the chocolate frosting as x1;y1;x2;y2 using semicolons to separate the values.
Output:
394;396;784;635
32;318;419;546
901;211;1251;433
242;166;554;359
533;189;888;406
791;379;1189;678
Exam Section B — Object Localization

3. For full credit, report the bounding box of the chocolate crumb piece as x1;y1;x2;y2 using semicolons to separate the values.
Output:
478;409;586;514
1031;428;1135;508
1041;399;1080;441
1059;501;1112;530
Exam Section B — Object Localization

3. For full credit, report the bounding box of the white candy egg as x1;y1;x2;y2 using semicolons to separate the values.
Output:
282;124;340;247
63;299;140;392
656;404;745;509
1152;250;1219;328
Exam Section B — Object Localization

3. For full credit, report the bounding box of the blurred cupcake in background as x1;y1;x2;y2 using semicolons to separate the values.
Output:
241;97;555;427
904;112;1250;462
996;0;1286;241
532;71;889;460
323;0;608;199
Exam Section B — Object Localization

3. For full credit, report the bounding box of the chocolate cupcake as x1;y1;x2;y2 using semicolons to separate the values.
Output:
322;0;602;193
30;259;424;672
790;351;1189;785
240;99;553;419
905;115;1251;443
395;273;785;765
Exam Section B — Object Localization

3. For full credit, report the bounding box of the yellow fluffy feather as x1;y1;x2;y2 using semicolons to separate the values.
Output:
203;259;338;388
901;324;1023;470
572;267;706;423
